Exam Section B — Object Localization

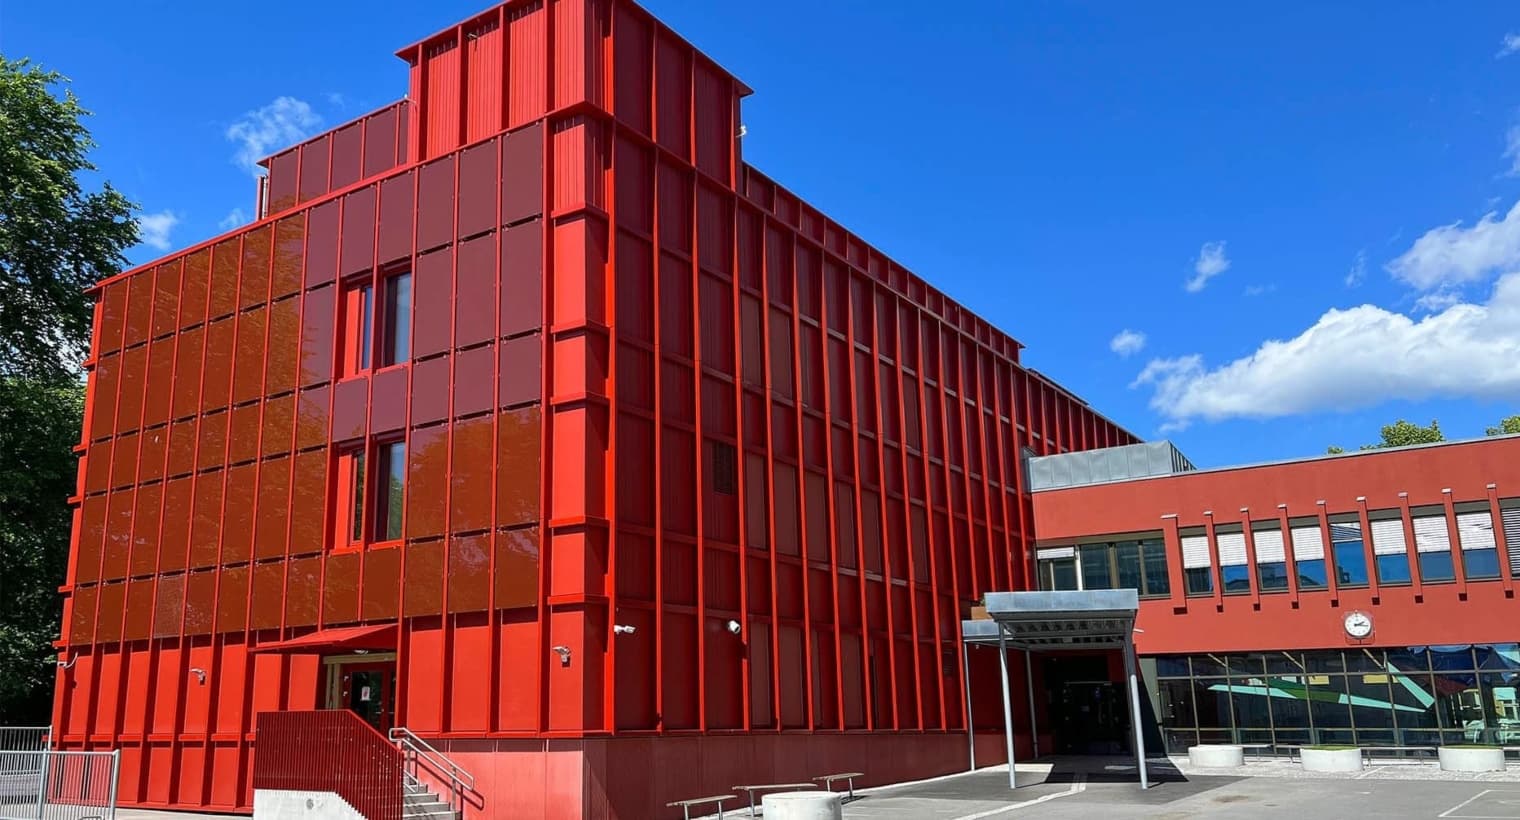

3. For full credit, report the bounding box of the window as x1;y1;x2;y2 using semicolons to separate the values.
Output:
341;280;374;376
1181;531;1213;596
1252;525;1288;591
381;271;412;366
1369;514;1410;584
1216;529;1250;594
1036;537;1169;596
336;447;366;548
710;440;738;495
1456;508;1500;580
1290;521;1327;590
333;440;405;548
1329;517;1368;587
375;440;405;542
1412;511;1455;582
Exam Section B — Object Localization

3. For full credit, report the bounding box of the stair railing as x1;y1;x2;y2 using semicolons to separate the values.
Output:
389;726;476;815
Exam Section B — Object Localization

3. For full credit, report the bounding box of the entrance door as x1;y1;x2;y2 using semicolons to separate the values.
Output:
1046;655;1129;755
326;660;396;731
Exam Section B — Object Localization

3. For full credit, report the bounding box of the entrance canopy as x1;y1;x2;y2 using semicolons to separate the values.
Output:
962;590;1139;651
250;623;398;654
960;589;1149;790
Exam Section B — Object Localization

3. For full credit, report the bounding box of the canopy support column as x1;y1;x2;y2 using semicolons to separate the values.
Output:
1025;649;1039;759
1125;635;1149;790
997;625;1017;789
963;641;975;771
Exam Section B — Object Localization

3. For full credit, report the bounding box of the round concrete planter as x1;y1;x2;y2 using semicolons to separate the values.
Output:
1188;745;1245;768
761;791;843;820
1300;747;1363;773
1439;746;1506;773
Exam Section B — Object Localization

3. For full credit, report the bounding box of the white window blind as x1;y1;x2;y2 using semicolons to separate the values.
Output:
1181;534;1211;569
1456;511;1496;551
1329;521;1362;542
1290;525;1325;561
1038;546;1075;560
1216;532;1247;566
1412;515;1451;554
1503;507;1520;574
1252;529;1286;564
1369;518;1407;556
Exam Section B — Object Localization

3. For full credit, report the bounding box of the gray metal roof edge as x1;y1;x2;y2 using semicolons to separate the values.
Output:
1029;432;1520;493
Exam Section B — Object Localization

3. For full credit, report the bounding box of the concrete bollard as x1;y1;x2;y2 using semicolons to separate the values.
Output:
1438;746;1506;772
1300;747;1363;772
760;790;843;820
1187;745;1245;768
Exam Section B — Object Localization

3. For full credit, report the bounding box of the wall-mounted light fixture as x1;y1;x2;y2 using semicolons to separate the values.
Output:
552;646;572;667
612;624;637;636
189;667;207;685
56;655;77;670
725;620;742;636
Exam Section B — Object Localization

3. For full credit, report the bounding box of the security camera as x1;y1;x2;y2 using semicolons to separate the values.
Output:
613;624;637;635
726;620;742;635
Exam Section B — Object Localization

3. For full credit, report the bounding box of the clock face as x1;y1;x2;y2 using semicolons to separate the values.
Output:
1343;611;1373;639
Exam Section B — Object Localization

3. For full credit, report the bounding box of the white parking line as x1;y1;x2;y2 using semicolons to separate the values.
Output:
1437;788;1520;819
949;774;1087;820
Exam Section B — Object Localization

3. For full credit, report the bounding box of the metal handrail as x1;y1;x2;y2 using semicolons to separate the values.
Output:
389;726;476;812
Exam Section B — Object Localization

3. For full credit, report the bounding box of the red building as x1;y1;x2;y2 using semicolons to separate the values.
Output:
1028;437;1520;754
52;1;1134;816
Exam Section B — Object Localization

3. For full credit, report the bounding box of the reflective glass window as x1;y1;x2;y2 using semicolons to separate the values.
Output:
1420;551;1455;582
1295;558;1328;590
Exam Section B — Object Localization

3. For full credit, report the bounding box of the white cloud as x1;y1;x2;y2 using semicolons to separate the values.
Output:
135;210;180;251
1499;33;1520;58
219;208;247;230
226;96;322;176
1244;283;1276;297
1109;329;1147;357
1386;200;1520;290
1414;289;1462;312
1185;240;1230;292
1505;122;1520;176
1132;273;1520;423
1344;249;1367;288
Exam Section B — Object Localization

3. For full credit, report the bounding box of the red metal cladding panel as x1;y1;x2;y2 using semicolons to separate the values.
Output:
507;1;547;128
424;37;463;159
465;16;504;143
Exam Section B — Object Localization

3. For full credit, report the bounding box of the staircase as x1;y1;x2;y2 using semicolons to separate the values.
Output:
403;778;458;820
391;727;475;820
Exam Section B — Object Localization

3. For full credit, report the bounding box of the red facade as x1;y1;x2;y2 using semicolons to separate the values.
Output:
55;1;1131;816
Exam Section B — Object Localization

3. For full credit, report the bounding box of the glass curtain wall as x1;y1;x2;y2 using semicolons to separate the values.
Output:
1154;644;1520;752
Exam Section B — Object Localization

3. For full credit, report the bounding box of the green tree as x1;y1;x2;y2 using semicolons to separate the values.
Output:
0;57;136;722
1;57;136;380
1326;419;1444;454
1486;415;1520;437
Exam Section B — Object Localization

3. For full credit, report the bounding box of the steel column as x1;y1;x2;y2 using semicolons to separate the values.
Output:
962;640;974;771
1025;649;1039;758
1125;636;1149;790
997;624;1016;789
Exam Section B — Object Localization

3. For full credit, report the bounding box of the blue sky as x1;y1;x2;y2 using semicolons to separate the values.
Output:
6;1;1520;467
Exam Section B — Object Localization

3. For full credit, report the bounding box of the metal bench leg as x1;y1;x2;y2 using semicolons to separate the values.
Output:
847;777;855;800
748;791;757;818
717;798;725;820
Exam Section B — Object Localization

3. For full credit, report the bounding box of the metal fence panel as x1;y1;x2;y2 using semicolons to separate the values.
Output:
0;730;49;753
0;750;118;820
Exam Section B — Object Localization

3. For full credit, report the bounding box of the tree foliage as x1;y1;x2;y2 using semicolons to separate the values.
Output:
0;56;136;381
1326;419;1444;454
1486;415;1520;437
0;379;83;721
0;57;136;722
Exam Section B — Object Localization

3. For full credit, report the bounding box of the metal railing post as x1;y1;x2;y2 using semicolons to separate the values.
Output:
107;749;121;820
35;750;49;820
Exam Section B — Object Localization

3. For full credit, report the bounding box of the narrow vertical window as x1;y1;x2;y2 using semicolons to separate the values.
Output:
335;447;366;548
341;280;374;376
382;271;412;366
374;440;406;542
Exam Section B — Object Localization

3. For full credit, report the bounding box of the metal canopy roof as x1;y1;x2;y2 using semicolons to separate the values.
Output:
960;590;1138;652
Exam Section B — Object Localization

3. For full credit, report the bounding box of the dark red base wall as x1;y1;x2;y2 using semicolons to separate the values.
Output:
435;731;1022;820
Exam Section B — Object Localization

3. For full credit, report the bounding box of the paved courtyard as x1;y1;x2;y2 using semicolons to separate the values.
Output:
825;756;1520;820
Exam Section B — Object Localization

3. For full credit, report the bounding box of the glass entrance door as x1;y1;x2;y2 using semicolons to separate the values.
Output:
326;659;396;731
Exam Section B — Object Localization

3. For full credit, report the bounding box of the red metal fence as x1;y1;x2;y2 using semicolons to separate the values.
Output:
252;711;402;820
